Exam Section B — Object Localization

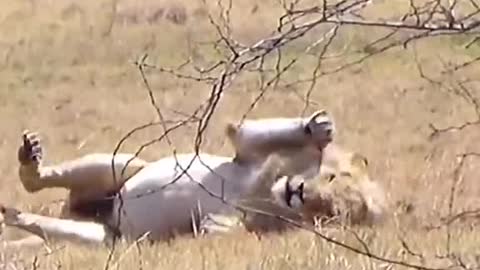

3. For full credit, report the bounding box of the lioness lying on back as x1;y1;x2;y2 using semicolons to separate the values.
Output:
2;110;342;247
1;110;387;249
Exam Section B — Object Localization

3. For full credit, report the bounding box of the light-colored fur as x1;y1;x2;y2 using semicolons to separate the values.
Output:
271;148;388;227
1;110;336;247
196;145;388;235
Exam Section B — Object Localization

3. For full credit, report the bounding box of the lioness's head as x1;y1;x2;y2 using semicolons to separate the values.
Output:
270;152;387;226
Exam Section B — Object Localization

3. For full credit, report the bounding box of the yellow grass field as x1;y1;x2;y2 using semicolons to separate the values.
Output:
1;0;479;269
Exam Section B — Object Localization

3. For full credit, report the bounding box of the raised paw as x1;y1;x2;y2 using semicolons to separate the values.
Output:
18;130;43;166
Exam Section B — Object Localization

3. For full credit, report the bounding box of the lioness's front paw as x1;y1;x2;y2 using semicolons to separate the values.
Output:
199;213;245;235
18;130;43;166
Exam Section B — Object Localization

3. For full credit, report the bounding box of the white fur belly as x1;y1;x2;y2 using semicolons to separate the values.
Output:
107;153;256;240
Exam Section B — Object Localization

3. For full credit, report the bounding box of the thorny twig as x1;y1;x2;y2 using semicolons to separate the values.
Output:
425;152;480;232
412;45;480;141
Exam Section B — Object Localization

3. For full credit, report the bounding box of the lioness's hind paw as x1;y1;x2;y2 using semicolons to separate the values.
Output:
18;130;43;166
199;213;244;235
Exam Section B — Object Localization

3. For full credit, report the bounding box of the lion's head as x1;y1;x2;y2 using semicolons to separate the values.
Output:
270;152;387;227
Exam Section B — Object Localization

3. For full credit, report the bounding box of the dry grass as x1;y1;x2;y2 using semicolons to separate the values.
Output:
1;0;480;269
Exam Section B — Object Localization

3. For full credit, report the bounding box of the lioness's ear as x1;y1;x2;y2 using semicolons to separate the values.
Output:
350;152;369;169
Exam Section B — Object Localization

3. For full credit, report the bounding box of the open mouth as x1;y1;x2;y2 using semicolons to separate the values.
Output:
284;180;305;208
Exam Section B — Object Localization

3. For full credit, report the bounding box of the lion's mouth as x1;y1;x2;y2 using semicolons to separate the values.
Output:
284;180;305;208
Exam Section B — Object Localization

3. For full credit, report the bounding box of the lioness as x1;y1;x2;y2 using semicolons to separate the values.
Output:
1;110;337;247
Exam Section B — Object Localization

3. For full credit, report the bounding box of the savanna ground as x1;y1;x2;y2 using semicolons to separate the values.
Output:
0;0;480;269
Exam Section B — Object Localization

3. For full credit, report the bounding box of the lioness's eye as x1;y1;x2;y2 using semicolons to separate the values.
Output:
339;171;352;177
327;174;336;182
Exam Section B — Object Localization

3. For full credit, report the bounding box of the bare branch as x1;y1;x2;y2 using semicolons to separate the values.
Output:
99;1;480;269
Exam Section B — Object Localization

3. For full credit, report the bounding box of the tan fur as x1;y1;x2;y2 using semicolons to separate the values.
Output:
198;154;298;235
200;146;385;235
3;111;336;247
17;131;148;221
224;122;238;148
292;151;387;227
235;154;301;233
225;110;334;165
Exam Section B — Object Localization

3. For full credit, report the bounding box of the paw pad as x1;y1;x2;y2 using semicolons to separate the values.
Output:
18;130;43;165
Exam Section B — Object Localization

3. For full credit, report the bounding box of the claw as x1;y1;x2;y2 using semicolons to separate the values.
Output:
199;213;244;235
18;130;43;165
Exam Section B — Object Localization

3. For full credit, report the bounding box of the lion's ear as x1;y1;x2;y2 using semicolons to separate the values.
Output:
350;152;369;170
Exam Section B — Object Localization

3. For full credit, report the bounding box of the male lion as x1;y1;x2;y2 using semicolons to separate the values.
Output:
1;110;337;247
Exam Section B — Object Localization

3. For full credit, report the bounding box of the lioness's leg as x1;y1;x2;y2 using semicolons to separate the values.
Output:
1;205;112;245
198;155;286;236
18;131;148;194
226;110;335;163
199;211;246;235
1;235;46;250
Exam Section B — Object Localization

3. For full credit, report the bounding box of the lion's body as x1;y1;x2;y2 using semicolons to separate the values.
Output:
111;152;273;241
2;110;340;247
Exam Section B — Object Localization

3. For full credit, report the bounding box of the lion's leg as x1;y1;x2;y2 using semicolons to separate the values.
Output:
1;235;46;250
226;110;334;163
197;156;298;236
18;131;147;194
199;209;295;236
1;205;112;245
199;210;246;235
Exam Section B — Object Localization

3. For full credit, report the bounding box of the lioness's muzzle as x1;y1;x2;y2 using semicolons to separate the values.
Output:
285;180;305;208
